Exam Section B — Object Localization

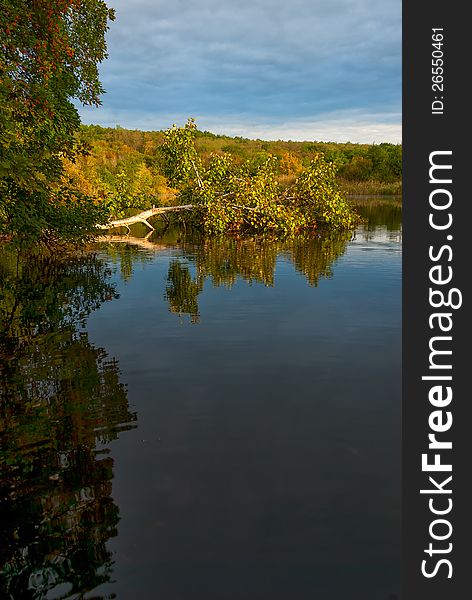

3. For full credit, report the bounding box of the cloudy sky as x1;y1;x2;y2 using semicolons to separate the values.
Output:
79;0;401;143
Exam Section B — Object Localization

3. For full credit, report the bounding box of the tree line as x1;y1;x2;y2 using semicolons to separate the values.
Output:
76;123;402;205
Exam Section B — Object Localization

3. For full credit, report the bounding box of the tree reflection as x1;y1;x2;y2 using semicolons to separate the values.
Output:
162;232;351;321
352;199;402;232
0;251;136;599
99;238;155;282
165;260;203;323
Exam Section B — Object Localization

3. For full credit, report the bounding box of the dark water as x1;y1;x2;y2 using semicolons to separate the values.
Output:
0;202;401;599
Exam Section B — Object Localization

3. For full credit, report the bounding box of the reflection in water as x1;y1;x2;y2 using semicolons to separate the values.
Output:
1;200;402;599
91;209;401;599
352;198;402;233
166;260;203;324
0;252;136;599
162;232;352;322
102;199;402;324
102;241;156;282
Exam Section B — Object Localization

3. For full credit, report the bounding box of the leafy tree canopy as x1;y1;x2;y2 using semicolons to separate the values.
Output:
160;120;360;235
0;0;115;248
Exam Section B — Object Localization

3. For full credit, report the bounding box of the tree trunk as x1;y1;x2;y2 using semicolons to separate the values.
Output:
97;205;194;231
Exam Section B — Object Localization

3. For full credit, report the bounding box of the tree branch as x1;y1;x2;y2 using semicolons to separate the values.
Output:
98;205;194;231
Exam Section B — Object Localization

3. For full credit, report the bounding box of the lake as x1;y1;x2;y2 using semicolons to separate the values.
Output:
0;200;402;599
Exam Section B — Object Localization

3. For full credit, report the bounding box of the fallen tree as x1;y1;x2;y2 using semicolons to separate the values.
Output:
97;202;266;233
97;205;194;232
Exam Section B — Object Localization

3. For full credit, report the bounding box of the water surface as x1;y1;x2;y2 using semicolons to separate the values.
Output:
1;202;401;599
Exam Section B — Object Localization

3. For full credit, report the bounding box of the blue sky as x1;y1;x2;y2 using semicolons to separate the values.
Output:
79;0;401;143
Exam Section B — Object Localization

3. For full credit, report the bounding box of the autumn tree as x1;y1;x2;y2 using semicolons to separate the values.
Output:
0;0;115;247
159;120;360;235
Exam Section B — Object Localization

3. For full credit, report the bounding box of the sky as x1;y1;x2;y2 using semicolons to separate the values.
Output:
79;0;401;143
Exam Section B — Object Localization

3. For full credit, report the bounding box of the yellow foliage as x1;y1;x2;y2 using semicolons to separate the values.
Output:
280;152;303;176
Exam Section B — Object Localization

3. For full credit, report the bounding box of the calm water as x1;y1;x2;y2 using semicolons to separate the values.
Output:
0;201;402;599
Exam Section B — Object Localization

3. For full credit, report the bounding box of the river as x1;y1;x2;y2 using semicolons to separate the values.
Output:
0;200;401;599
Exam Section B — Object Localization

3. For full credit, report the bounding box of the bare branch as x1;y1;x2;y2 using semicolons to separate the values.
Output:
98;205;194;231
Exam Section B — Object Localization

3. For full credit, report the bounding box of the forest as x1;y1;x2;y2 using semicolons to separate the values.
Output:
74;122;402;205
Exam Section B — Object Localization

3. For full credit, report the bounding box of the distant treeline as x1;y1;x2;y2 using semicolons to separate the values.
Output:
73;125;402;206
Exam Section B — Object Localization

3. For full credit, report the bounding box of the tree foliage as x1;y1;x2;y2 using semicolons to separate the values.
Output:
0;0;115;247
158;117;200;187
161;120;360;235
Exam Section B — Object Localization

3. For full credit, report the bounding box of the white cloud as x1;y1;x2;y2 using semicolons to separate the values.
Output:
80;0;401;141
79;106;401;144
